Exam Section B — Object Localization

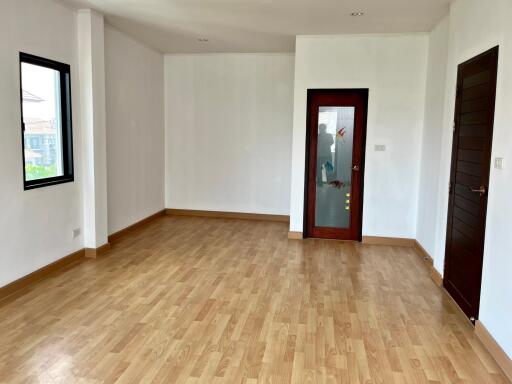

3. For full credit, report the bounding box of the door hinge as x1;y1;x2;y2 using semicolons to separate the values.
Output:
453;121;456;132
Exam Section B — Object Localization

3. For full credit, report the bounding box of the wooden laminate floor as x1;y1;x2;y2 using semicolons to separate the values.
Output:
0;217;508;384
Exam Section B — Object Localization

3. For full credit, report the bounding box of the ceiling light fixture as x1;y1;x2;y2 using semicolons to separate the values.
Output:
350;11;365;16
197;38;209;42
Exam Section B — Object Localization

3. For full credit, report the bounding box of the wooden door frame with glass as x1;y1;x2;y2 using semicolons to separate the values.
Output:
304;89;368;241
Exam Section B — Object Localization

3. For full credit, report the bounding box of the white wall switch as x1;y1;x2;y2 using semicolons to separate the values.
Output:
374;144;386;152
495;157;504;170
73;228;81;238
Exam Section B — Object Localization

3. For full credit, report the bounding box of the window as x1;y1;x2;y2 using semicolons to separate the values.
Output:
20;53;74;190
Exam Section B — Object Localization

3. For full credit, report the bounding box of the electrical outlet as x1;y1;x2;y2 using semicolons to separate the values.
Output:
374;144;386;152
72;228;81;238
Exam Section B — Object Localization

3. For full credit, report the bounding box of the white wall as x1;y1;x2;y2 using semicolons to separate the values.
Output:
416;17;450;257
290;35;429;238
418;0;512;358
164;54;294;215
105;25;165;235
0;0;83;287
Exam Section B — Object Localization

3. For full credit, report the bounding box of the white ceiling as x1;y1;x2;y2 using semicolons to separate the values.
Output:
63;0;452;53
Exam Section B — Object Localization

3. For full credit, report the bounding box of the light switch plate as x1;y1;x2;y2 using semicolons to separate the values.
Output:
73;228;81;238
495;157;504;170
374;144;386;152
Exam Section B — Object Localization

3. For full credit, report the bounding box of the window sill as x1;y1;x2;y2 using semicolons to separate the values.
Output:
24;177;74;191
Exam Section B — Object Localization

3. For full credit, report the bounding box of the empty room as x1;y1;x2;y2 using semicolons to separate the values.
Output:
1;0;511;382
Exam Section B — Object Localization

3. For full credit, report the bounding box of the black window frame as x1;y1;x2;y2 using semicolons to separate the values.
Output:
19;52;74;190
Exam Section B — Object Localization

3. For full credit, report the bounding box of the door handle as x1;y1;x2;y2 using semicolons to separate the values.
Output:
352;165;360;172
469;185;486;196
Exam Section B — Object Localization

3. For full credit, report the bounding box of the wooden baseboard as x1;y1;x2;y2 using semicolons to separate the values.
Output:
412;240;443;287
166;209;290;223
475;321;512;382
85;243;111;258
108;209;166;243
413;240;434;266
0;248;85;303
362;236;415;247
430;267;443;287
288;231;303;240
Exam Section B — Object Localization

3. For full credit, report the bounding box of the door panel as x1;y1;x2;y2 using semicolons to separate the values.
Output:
444;46;499;322
305;89;368;241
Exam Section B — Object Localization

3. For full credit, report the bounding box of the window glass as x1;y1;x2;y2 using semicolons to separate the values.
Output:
21;63;64;181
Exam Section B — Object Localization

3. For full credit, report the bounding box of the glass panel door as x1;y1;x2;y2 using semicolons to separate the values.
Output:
305;89;367;241
315;106;355;229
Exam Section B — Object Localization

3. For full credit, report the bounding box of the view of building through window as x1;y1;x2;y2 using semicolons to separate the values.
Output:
21;62;64;181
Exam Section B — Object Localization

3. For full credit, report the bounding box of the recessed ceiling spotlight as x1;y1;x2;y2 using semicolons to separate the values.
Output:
197;38;209;42
350;11;365;16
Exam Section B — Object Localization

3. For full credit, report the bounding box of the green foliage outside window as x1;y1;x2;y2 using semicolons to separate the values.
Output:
25;164;58;181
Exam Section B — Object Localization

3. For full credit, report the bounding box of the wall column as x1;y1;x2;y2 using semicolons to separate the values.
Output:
77;9;109;255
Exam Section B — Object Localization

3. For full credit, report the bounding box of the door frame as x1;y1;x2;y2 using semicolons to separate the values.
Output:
303;88;368;241
443;46;499;321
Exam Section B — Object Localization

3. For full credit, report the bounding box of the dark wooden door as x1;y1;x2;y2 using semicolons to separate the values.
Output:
305;89;368;241
444;47;499;322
